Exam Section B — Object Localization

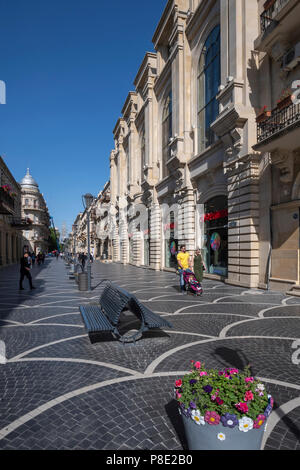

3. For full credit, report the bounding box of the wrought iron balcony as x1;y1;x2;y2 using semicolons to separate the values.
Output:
260;0;291;34
0;187;15;215
10;217;33;230
256;99;300;144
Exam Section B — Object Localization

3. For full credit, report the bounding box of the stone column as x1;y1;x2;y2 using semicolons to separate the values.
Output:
226;155;260;288
150;203;162;270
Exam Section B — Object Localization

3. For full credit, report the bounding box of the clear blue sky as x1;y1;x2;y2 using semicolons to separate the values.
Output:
0;0;165;236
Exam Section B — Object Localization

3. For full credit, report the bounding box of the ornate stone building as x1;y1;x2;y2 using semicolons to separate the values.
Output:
20;168;50;254
0;157;28;267
87;0;300;295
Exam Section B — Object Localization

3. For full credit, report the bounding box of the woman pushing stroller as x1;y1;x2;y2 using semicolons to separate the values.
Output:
177;245;205;296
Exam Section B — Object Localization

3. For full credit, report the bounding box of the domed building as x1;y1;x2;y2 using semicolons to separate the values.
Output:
20;168;51;254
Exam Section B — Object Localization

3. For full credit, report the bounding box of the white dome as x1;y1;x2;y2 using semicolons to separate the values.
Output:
20;168;39;191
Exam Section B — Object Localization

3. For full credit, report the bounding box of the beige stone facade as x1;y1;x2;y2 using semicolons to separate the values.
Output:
0;157;25;267
74;0;300;295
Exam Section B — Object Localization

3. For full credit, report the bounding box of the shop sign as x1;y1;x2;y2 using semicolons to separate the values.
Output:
164;222;176;232
200;209;228;223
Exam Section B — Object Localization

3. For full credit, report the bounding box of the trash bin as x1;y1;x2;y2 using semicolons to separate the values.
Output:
78;272;88;291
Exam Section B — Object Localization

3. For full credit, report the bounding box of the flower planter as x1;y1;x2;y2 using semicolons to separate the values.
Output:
256;111;271;123
174;361;273;451
277;95;293;110
180;412;266;450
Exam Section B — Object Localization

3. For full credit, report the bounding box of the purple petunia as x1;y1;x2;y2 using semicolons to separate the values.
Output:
190;401;197;409
189;379;197;385
203;385;213;393
180;403;192;418
221;413;239;429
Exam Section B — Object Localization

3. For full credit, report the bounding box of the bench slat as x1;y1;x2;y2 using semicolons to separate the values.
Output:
79;305;114;332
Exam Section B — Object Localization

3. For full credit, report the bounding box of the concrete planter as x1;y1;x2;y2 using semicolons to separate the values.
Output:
181;412;265;450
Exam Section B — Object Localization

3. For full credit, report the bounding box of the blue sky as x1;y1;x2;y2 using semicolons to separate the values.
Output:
0;0;165;235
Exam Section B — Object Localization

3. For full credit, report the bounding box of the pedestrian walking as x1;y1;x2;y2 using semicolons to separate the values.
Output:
176;245;192;294
31;252;36;267
81;253;87;272
37;253;42;266
19;252;35;291
192;248;205;284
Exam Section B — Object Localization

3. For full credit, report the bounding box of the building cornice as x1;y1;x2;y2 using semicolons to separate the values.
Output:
134;52;157;91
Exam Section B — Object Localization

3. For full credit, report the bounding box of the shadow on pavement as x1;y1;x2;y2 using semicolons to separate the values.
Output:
0;259;50;333
213;347;254;375
165;399;188;450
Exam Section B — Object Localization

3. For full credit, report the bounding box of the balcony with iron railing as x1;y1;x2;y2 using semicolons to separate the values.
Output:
260;0;291;34
256;0;300;51
10;217;33;230
254;97;300;151
0;187;15;215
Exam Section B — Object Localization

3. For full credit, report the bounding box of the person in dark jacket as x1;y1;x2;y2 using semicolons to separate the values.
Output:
19;253;35;290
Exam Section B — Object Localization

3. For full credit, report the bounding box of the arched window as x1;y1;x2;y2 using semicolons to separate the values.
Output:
162;91;172;178
197;25;220;153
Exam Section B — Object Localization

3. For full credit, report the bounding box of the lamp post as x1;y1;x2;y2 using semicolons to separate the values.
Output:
72;224;77;269
82;193;94;291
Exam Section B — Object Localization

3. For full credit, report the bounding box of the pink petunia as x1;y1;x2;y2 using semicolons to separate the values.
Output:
211;389;219;401
235;402;249;413
199;371;207;376
175;380;182;388
204;411;221;425
194;361;201;369
176;392;182;399
245;377;254;383
230;369;239;374
253;415;266;429
244;391;254;402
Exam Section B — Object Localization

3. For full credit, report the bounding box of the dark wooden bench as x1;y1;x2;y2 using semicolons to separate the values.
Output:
79;280;172;344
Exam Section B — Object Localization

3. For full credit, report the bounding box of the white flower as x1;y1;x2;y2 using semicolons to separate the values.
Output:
256;384;265;391
191;410;205;426
239;417;254;432
217;433;226;441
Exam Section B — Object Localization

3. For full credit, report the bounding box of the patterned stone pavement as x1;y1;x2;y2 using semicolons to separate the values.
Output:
0;258;299;450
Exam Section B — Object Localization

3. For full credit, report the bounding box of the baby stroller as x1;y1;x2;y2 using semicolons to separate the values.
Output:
183;270;203;296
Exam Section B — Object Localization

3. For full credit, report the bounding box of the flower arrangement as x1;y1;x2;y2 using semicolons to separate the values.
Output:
277;88;293;110
256;106;271;123
1;184;12;193
1;184;17;198
175;361;273;436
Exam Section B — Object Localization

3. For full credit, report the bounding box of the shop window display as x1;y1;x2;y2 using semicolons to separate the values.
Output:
202;196;228;277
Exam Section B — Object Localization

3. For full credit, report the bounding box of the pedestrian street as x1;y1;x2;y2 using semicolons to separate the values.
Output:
0;258;300;450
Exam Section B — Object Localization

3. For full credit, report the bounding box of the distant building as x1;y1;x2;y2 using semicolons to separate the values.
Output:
20;168;51;254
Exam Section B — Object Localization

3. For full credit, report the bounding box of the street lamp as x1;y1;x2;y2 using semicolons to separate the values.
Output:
72;223;77;268
82;193;94;291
